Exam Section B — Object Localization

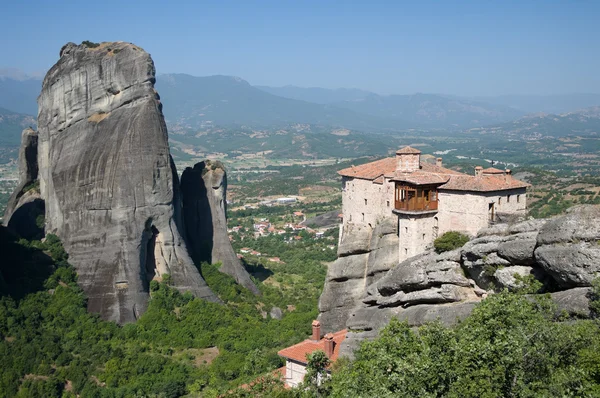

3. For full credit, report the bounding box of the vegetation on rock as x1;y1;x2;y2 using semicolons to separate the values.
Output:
433;231;470;253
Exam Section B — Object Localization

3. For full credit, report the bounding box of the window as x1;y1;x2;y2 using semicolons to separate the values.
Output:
387;200;390;207
405;227;408;233
507;195;511;203
362;213;365;222
364;199;368;205
517;195;520;203
498;197;502;205
422;233;426;240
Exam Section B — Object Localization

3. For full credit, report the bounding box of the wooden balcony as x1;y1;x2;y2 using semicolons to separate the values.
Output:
394;184;438;214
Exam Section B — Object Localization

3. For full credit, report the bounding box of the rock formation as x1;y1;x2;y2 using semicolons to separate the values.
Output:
318;218;399;333
3;128;44;240
8;41;221;323
318;205;598;357
181;160;259;294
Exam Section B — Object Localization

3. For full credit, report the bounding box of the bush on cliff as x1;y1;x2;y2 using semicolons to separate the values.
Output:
433;231;470;253
329;291;600;397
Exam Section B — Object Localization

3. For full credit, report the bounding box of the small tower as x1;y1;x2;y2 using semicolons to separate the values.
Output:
396;146;421;172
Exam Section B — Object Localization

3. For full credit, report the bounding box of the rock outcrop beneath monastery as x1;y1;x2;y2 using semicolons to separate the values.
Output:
534;205;600;288
3;128;44;240
318;218;399;333
318;205;599;357
180;161;259;294
18;41;219;323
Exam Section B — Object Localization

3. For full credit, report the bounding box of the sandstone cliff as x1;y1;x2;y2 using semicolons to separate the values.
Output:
318;205;598;357
181;160;259;294
3;128;44;240
20;41;219;323
318;218;399;333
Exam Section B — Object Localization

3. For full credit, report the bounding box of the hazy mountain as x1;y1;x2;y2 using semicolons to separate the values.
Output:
256;85;375;104
155;74;403;130
0;76;41;115
472;94;600;114
0;107;36;146
333;93;525;128
474;106;600;137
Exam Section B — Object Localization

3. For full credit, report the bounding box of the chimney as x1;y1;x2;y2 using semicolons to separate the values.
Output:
475;166;483;178
324;333;335;358
505;169;512;183
436;157;443;167
312;320;321;341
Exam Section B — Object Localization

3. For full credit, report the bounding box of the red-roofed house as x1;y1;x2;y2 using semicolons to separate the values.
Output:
278;320;347;388
338;146;529;261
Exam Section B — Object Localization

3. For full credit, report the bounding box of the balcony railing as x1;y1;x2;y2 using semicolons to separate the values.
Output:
394;184;438;212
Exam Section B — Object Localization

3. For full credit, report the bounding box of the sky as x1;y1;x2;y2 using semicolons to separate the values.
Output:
1;0;599;96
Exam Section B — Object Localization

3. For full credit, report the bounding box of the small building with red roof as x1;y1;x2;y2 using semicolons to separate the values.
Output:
278;320;347;388
338;146;529;262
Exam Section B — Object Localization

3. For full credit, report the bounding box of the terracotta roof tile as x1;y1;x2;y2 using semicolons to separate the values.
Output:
396;146;422;154
390;170;450;185
338;156;529;192
278;329;347;364
482;167;506;175
439;175;530;192
338;157;396;179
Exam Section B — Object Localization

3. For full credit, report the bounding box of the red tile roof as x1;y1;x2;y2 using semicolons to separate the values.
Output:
338;157;396;180
338;154;529;192
482;167;506;174
439;174;530;192
396;146;422;154
390;171;448;185
278;329;347;365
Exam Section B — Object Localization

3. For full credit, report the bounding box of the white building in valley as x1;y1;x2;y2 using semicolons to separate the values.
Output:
338;146;529;262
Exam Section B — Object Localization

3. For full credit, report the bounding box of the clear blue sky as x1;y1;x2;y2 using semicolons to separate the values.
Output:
1;0;599;96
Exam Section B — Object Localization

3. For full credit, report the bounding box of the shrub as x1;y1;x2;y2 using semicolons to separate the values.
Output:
81;40;100;48
433;231;470;253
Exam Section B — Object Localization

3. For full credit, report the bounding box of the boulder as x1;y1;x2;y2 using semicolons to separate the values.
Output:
533;206;600;288
497;238;537;265
376;284;465;307
30;42;218;323
536;205;600;246
550;287;592;318
535;244;600;288
376;253;469;296
269;307;283;320
181;161;259;295
493;266;535;290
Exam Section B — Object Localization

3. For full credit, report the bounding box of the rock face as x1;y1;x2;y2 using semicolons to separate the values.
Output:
3;128;44;239
318;205;599;357
318;219;399;333
30;42;217;323
535;205;600;288
180;161;259;294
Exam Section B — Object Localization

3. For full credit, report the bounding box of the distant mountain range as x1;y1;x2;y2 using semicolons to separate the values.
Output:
1;71;600;132
155;74;401;130
256;85;374;104
0;107;36;146
0;77;41;115
476;106;600;138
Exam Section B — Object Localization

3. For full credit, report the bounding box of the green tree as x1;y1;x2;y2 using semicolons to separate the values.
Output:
300;350;331;397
